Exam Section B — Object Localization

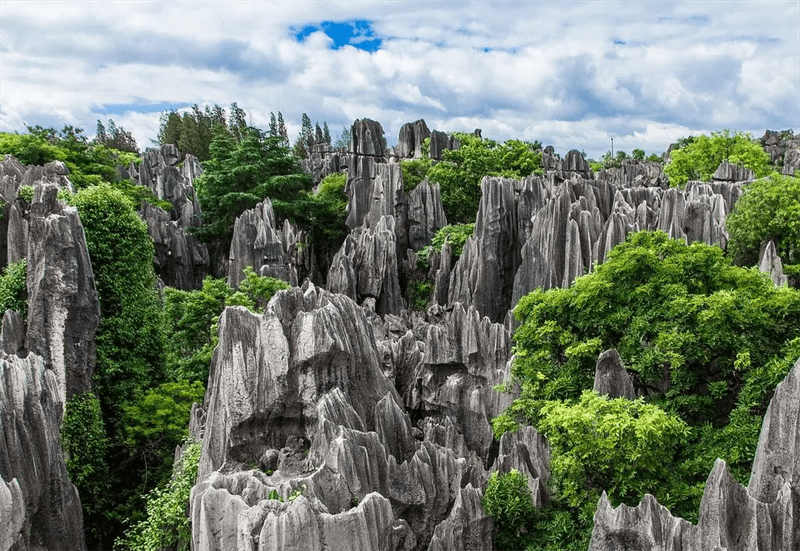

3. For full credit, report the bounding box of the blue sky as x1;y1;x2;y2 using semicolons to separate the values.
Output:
1;1;798;158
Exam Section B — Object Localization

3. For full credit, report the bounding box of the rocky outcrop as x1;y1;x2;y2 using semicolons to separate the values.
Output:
0;352;85;551
593;349;636;400
141;202;209;290
589;357;800;551
712;160;755;183
759;240;788;287
406;180;447;252
328;215;403;315
191;283;494;550
131;145;202;229
429;130;459;161
227;198;298;288
301;143;349;185
350;119;386;157
396;120;431;159
491;426;550;506
25;184;100;403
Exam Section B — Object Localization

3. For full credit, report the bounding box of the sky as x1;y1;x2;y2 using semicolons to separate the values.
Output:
1;0;798;159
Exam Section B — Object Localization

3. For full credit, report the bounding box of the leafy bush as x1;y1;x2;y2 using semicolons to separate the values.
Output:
726;173;800;275
61;392;110;543
400;156;432;192
16;185;34;202
408;280;432;311
483;470;538;550
417;223;475;270
0;259;27;321
227;266;290;313
496;230;800;524
115;439;201;551
306;172;348;246
537;391;688;513
426;134;542;224
664;130;771;187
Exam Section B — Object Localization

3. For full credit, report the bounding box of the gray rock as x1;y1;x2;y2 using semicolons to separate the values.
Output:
429;131;459;161
350;119;386;157
427;485;493;551
227;198;297;288
25;184;100;403
712;160;755;183
328;215;404;315
396;119;431;159
491;426;551;507
132;144;202;228
407;180;447;252
593;349;636;400
0;352;86;551
589;357;800;551
141;202;209;290
783;148;800;176
758;240;788;287
0;310;24;356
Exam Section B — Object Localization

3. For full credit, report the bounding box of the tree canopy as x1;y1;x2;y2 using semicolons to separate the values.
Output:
726;173;800;280
664;130;771;187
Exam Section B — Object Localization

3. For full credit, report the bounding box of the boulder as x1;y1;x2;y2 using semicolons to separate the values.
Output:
712;160;755;183
593;349;636;400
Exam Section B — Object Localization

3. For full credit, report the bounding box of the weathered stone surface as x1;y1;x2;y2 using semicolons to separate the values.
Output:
228;198;297;288
191;283;491;550
141;202;210;290
593;349;636;400
25;184;100;403
350;119;386;157
328;215;404;315
589;358;800;551
758;240;788;287
131;145;202;228
301;143;348;185
449;177;518;323
407;180;447;252
429;131;459;161
427;485;493;551
783;148;800;176
396;120;431;159
491;426;550;507
0;352;86;551
0;310;24;356
712;160;755;183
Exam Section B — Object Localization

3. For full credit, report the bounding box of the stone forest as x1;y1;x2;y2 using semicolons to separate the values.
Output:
1;112;800;551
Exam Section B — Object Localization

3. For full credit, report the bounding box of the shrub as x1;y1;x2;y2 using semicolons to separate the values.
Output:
0;259;27;321
482;470;537;550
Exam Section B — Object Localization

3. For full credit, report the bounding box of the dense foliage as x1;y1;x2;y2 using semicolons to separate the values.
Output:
0;125;140;188
401;133;543;224
494;230;800;542
115;439;202;551
192;128;311;243
726;173;800;280
664;130;771;187
0;259;27;321
482;470;538;550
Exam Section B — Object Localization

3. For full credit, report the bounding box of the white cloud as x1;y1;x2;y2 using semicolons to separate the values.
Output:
1;0;797;158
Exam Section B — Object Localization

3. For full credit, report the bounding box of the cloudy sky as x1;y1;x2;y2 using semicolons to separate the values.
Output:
1;1;798;158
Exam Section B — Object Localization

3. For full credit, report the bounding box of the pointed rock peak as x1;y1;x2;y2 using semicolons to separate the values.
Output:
593;349;636;400
758;240;788;287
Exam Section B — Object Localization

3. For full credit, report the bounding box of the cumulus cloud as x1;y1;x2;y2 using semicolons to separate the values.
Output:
0;0;797;158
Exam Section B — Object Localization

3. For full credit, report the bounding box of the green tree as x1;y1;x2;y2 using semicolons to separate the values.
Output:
482;470;538;550
496;230;800;526
632;148;645;161
192;128;311;244
664;130;771;187
726;173;800;278
426;133;542;223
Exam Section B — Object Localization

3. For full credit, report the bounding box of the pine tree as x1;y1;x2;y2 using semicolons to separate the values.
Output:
315;123;324;147
269;112;278;138
323;122;331;146
277;112;288;145
229;102;248;142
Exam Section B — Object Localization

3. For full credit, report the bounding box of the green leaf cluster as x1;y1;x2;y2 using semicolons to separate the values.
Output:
726;173;800;274
497;230;800;526
482;470;538;550
0;127;141;189
192;129;311;243
0;259;27;321
115;439;201;551
400;133;542;224
664;130;771;187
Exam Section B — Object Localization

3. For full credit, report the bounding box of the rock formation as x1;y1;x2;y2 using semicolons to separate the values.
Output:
190;283;501;551
589;357;800;551
593;349;636;400
759;240;788;287
0;352;86;551
396;120;431;159
712;159;755;183
25;185;100;403
227;198;299;288
141;202;210;290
